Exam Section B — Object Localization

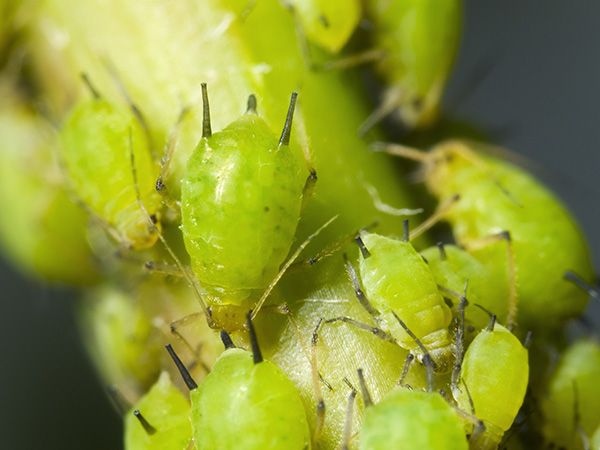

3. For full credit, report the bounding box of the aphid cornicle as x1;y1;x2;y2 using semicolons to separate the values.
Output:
454;319;529;449
60;77;161;250
180;85;308;329
166;315;311;450
377;140;595;328
541;339;600;450
361;0;463;132
124;372;192;450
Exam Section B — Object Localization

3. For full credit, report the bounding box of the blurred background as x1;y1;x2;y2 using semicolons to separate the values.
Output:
1;0;598;448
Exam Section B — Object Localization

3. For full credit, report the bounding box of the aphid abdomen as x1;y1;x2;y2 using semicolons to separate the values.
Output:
457;324;528;448
191;348;311;450
358;233;453;365
181;114;304;305
359;389;468;450
61;100;161;249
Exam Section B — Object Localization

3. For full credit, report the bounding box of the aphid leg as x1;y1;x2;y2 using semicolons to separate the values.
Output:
463;231;518;328
128;129;212;324
313;48;386;72
409;194;461;240
133;409;157;435
165;344;198;391
392;312;436;392
168;314;211;374
344;254;380;318
324;316;396;344
80;72;101;99
370;141;430;163
310;319;326;444
451;294;468;400
143;260;185;278
251;215;338;320
341;379;357;450
356;368;373;407
397;353;415;387
473;303;497;331
564;270;600;300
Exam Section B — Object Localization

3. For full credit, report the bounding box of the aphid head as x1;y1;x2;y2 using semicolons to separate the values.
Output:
424;140;478;197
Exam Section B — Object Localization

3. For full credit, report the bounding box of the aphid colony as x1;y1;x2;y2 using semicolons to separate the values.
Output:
0;0;598;449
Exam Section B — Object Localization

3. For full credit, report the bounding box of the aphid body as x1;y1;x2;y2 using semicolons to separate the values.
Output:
541;339;600;449
455;323;529;449
358;232;454;370
61;96;161;250
359;388;468;450
181;90;305;328
363;0;462;130
125;372;192;450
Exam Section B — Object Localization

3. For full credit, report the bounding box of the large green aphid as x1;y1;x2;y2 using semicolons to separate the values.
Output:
421;243;511;330
124;372;192;450
357;372;468;450
454;315;529;449
167;314;311;450
60;77;161;250
287;0;362;53
181;85;308;330
355;230;454;371
378;140;594;328
361;0;462;132
541;339;600;450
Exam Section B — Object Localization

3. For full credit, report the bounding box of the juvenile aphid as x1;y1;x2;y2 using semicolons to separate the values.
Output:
541;339;600;450
181;85;310;329
376;140;595;328
360;0;463;132
357;370;468;450
124;372;192;450
454;315;529;449
167;314;311;450
287;0;362;53
60;76;161;250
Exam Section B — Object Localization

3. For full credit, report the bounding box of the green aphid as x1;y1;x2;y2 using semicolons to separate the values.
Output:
167;314;311;450
421;243;511;330
542;339;600;450
125;372;192;450
378;140;595;328
181;85;307;330
358;383;468;450
288;0;362;53
0;90;98;284
455;320;529;449
80;285;162;392
361;0;462;132
357;231;454;371
60;79;161;250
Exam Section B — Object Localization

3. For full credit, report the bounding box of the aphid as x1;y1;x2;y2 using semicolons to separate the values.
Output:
180;84;315;330
421;243;511;330
124;372;192;450
357;370;469;450
60;75;161;250
166;314;311;450
0;86;98;284
375;139;595;328
541;339;600;449
453;311;529;449
286;0;362;54
360;0;463;132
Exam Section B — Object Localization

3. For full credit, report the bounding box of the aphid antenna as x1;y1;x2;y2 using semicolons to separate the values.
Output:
156;105;191;193
397;353;415;386
165;344;198;391
128;129;212;323
410;194;461;240
246;94;258;114
201;82;212;138
402;219;410;242
245;312;263;364
391;311;436;391
251;215;338;320
473;303;497;331
343;254;380;317
133;409;157;435
106;385;132;415
144;260;185;278
279;92;298;147
436;241;448;260
220;330;236;349
324;316;396;345
564;270;600;300
356;368;373;407
310;319;326;444
523;330;533;349
341;378;358;450
370;141;429;163
80;72;101;99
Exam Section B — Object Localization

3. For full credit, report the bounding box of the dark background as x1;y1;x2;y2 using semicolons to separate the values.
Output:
1;1;599;449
